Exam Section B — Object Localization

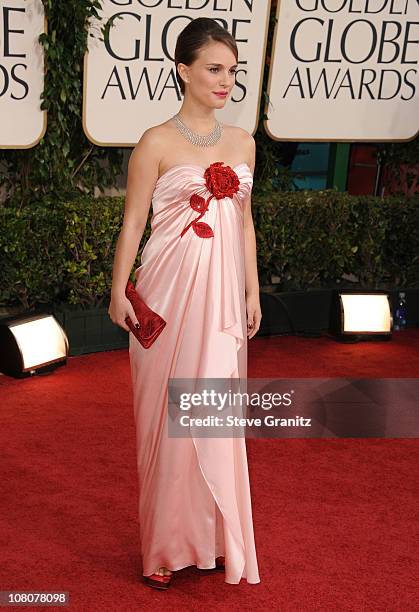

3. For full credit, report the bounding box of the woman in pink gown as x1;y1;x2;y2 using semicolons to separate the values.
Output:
109;18;262;589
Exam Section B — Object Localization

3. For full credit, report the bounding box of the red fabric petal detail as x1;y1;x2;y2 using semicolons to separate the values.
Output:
190;193;207;212
192;221;214;238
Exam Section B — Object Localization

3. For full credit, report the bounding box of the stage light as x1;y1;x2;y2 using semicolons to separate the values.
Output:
329;291;392;341
0;313;69;378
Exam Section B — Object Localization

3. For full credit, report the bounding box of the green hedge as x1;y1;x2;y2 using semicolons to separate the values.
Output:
0;199;67;309
252;186;419;290
0;195;148;310
0;190;418;310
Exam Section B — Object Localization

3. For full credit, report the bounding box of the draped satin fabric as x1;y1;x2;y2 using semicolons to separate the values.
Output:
128;162;260;585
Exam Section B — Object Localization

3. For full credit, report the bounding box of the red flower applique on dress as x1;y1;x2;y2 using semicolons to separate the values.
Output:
180;161;240;239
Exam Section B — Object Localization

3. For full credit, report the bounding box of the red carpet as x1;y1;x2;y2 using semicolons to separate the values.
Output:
0;330;418;611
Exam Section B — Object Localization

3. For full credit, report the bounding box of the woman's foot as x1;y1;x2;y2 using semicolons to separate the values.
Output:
155;567;173;576
143;567;173;590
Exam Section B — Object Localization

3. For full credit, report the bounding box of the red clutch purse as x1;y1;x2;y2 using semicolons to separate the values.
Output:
125;279;166;348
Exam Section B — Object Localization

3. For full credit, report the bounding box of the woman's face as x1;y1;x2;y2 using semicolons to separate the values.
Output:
178;40;238;107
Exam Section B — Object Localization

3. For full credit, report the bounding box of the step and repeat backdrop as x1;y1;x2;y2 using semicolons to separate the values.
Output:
1;0;418;148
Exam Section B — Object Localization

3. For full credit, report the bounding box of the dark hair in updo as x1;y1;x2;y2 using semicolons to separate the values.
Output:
174;18;238;96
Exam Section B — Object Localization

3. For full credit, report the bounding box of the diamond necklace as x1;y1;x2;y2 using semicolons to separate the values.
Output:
172;113;222;147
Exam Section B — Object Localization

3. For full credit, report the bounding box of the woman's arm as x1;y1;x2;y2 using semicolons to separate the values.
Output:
108;128;161;331
243;134;262;339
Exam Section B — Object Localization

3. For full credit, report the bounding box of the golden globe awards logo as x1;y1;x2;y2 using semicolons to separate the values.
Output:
285;0;416;101
265;0;419;141
102;0;253;103
83;0;271;145
1;3;29;100
0;0;46;148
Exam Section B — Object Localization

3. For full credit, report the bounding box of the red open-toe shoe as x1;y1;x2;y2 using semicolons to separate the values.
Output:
143;571;173;590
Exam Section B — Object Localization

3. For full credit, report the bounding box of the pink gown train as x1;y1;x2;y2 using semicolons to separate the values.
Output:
128;161;260;584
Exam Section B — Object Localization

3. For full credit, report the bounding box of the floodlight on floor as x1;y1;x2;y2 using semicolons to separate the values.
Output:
0;312;69;378
329;291;392;341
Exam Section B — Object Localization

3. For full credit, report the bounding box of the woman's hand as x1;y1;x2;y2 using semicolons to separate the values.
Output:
108;292;140;333
246;293;262;339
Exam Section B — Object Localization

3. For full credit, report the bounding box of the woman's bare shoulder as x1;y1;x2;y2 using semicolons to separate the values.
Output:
129;121;175;172
222;124;255;164
222;123;252;138
223;123;255;150
133;121;173;151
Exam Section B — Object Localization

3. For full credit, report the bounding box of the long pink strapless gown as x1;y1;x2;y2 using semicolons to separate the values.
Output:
128;162;260;585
